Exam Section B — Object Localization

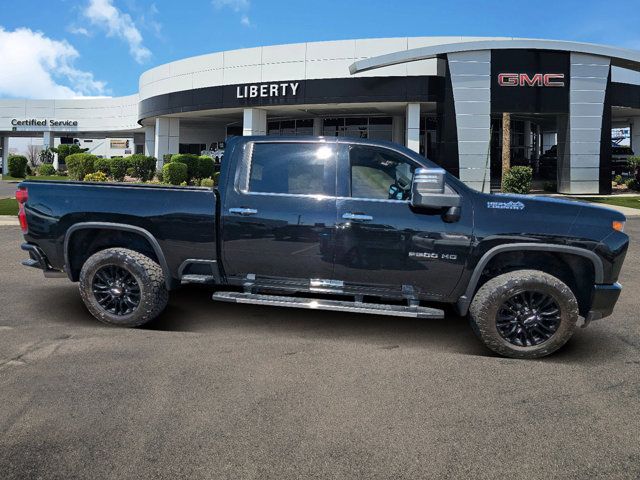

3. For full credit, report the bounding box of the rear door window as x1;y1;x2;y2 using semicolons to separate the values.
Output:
248;143;336;196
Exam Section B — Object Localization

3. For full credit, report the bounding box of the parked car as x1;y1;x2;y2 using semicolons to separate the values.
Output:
16;136;629;358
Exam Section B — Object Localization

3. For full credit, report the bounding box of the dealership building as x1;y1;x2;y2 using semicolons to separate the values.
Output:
2;36;640;194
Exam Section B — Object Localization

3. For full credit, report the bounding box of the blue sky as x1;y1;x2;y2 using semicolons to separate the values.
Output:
1;0;639;98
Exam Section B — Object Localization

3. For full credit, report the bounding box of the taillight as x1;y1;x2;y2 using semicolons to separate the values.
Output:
16;188;28;233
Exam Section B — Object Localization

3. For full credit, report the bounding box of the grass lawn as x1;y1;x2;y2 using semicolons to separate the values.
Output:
579;196;640;210
0;198;18;216
1;175;69;182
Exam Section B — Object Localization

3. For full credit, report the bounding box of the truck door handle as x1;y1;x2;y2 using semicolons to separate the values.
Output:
342;212;373;222
229;207;258;216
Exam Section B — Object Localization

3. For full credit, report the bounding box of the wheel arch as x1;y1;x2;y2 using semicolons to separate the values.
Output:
64;222;172;289
457;243;603;316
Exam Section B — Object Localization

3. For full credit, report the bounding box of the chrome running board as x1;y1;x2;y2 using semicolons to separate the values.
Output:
212;292;444;319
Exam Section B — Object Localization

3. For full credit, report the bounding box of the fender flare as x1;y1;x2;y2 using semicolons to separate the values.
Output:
63;222;172;289
456;243;604;316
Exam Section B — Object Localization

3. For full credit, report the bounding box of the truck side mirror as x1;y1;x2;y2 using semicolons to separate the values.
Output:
410;168;461;210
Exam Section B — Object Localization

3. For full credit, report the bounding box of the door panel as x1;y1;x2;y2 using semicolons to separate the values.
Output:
334;143;472;299
335;198;472;298
223;194;336;280
221;141;337;283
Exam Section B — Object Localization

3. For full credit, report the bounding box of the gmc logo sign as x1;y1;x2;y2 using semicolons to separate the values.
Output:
498;73;565;87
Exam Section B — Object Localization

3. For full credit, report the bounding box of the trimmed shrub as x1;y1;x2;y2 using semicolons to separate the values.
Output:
109;157;129;182
613;174;623;185
170;154;199;181
163;153;173;164
54;144;88;166
628;156;640;180
129;154;157;181
84;171;108;182
94;158;111;175
502;166;533;194
200;177;214;188
66;153;97;180
126;167;135;177
8;155;28;178
38;163;56;176
624;177;639;191
162;162;188;185
198;156;215;179
156;169;164;182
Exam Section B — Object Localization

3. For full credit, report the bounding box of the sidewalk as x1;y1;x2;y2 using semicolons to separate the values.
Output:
0;216;18;226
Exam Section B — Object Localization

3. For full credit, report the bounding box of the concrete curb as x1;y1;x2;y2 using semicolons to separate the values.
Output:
0;217;19;226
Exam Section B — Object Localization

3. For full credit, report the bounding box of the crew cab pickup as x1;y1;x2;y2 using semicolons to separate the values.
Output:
17;136;629;358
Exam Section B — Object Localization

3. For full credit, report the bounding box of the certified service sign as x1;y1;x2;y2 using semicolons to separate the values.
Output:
11;119;79;127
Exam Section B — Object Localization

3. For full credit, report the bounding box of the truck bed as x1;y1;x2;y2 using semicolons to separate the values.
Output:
20;180;218;288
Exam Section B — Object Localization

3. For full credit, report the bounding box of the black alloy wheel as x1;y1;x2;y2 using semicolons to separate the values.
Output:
468;270;579;359
496;290;561;347
79;248;168;327
92;265;141;316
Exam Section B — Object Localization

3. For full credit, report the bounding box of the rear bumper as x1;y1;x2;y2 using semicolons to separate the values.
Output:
21;243;66;278
586;283;622;322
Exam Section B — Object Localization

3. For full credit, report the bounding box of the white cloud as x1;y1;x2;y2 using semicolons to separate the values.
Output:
83;0;151;63
0;27;108;99
213;0;252;27
212;0;250;11
68;25;90;36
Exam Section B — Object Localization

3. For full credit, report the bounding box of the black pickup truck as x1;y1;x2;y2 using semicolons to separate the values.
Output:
16;136;629;358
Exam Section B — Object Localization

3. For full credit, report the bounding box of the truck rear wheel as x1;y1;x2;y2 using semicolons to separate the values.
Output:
79;248;168;327
469;270;578;359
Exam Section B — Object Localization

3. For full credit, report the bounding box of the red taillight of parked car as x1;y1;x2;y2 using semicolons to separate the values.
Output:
16;188;28;233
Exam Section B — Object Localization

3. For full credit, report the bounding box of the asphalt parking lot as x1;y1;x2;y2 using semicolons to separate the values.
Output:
1;222;639;480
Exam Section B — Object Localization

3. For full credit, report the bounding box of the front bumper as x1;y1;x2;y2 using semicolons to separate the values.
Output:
586;283;622;323
21;243;66;278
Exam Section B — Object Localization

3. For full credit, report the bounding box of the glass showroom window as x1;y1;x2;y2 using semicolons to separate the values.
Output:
267;119;314;136
322;117;392;141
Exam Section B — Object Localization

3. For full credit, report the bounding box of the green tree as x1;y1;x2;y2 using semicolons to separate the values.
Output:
54;144;89;166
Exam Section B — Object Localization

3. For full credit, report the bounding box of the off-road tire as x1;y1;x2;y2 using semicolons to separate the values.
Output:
79;248;168;327
469;270;578;359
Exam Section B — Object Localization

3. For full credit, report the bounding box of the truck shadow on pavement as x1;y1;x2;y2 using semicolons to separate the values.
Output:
35;283;619;363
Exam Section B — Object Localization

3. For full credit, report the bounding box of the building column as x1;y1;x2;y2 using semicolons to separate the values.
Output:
243;108;267;136
144;126;156;158
406;103;420;153
313;118;323;136
392;115;404;145
558;53;610;194
1;137;9;176
154;118;180;167
447;50;491;193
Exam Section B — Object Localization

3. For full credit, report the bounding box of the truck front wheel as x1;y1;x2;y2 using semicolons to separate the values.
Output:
79;248;169;327
469;270;578;359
